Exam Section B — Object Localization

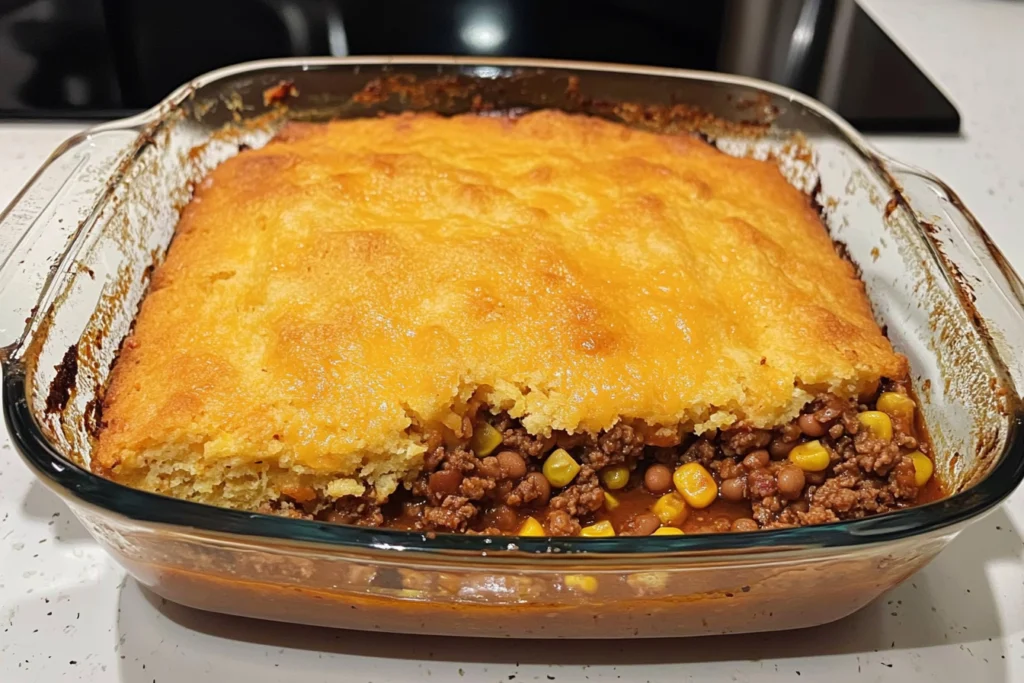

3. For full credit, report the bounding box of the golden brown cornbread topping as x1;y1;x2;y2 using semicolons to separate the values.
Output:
94;110;910;521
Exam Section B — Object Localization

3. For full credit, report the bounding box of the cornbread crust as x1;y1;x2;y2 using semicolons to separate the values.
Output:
93;110;907;510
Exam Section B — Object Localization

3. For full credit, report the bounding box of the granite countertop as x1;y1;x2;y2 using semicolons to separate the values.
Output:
1;1;1022;680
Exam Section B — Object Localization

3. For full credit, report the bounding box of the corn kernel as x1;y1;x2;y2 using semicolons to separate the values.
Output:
579;520;616;537
603;491;620;510
672;462;718;509
565;574;599;594
877;392;916;421
517;516;545;537
652;527;684;536
600;465;630;490
652;492;689;526
857;410;893;441
470;422;503;456
910;451;934;487
788;440;831;472
543;448;581;488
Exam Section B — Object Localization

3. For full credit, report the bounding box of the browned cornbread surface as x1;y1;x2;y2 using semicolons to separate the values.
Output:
93;110;907;510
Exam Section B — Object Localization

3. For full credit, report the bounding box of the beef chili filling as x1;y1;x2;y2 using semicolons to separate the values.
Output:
266;383;941;536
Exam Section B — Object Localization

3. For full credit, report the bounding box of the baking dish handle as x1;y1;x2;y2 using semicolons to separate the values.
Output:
881;157;1024;399
0;124;142;360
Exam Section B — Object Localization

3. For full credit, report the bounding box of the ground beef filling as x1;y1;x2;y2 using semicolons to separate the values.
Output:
265;386;939;536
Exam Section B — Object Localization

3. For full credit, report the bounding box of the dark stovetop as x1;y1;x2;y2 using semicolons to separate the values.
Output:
0;0;959;133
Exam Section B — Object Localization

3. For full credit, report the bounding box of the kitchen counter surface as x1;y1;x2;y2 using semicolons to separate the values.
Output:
1;1;1022;680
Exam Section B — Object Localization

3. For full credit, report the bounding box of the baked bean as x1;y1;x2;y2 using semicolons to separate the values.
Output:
428;469;463;498
788;499;809;514
720;477;747;502
623;512;661;536
644;464;673;494
805;470;827;486
524;471;551;505
742;449;770;470
496;450;528;479
489;504;518;531
732;518;759;532
776;465;806;499
769;438;797;459
323;509;346;524
798;413;826;437
477;456;502;479
713;517;733;533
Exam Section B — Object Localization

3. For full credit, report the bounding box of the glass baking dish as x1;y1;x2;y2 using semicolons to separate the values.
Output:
1;57;1022;639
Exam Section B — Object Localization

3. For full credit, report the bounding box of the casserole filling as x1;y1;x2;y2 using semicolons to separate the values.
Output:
262;384;939;535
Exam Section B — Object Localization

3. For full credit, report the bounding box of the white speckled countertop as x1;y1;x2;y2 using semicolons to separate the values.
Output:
1;1;1022;681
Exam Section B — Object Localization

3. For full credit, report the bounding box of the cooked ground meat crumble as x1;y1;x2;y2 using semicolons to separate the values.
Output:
258;384;940;536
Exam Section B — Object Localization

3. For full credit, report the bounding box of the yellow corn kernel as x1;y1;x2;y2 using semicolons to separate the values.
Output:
788;440;831;472
565;574;599;594
652;492;689;526
579;520;616;537
600;465;630;490
672;462;718;509
470;422;503;457
877;392;916;421
910;451;934;487
857;411;893;442
652;527;684;536
543;448;581;488
517;516;545;537
603;491;620;510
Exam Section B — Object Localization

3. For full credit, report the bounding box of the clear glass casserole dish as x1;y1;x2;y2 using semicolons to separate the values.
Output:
1;57;1022;639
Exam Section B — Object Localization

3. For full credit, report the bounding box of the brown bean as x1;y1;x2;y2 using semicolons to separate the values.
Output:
732;517;759;532
489;504;518;531
713;517;733;533
743;449;771;470
805;470;827;486
788;499;809;514
477;456;502;479
623;512;661;537
524;471;551;505
769;438;797;459
720;477;747;502
428;469;463;498
798;414;827;437
496;450;528;480
323;509;346;524
776;465;806;499
644;464;673;494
